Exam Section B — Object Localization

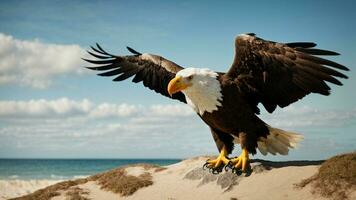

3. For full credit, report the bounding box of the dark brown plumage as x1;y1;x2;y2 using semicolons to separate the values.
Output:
84;34;348;173
84;44;186;103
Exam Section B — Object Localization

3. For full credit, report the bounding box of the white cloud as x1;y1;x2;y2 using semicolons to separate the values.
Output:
89;103;141;118
0;98;354;158
148;104;194;117
261;105;356;129
0;98;92;118
0;33;87;88
1;98;354;129
0;98;205;158
0;98;193;119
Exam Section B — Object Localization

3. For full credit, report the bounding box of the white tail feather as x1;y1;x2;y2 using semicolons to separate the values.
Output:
258;126;303;156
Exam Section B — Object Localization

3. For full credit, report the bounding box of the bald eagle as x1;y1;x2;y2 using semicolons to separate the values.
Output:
84;33;348;174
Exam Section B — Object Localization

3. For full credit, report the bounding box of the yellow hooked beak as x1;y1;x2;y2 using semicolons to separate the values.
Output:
167;76;190;97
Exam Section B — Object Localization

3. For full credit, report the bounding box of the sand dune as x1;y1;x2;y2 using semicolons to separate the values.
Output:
0;180;62;200
6;153;356;200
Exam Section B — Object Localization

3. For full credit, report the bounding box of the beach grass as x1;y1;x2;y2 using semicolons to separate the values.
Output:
296;152;356;200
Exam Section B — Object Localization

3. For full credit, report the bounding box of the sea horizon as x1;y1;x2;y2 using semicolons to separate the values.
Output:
0;158;181;181
0;157;184;160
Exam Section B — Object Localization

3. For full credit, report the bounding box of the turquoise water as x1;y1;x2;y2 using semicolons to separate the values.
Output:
0;159;181;180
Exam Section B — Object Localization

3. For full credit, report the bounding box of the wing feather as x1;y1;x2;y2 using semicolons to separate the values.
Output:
84;45;186;103
86;64;118;71
226;34;348;113
87;51;112;59
83;58;117;65
97;68;124;77
295;48;340;56
132;70;144;83
95;43;112;56
113;67;139;81
285;42;316;48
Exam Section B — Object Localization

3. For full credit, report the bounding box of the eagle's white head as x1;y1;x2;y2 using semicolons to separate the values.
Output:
167;68;223;115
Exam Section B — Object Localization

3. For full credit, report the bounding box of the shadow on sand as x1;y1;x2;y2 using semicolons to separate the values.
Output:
250;159;324;168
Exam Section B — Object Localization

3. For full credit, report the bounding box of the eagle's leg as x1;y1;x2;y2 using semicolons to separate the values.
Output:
227;132;251;173
229;148;250;173
203;146;230;174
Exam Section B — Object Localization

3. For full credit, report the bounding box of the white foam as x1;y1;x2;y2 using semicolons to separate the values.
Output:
50;174;66;179
9;175;19;179
73;175;89;179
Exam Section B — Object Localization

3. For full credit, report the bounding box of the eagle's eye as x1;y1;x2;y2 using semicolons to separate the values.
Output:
187;75;193;81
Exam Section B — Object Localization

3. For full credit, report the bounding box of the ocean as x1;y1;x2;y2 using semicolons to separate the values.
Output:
0;159;181;180
0;159;181;199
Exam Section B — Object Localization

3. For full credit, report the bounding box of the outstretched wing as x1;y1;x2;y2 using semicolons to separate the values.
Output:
226;34;349;113
84;44;186;103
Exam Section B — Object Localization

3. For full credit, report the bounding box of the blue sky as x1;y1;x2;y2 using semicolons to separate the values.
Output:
0;0;355;160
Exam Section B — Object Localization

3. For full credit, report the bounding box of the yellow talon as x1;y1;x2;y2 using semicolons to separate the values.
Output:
230;148;250;171
205;146;230;170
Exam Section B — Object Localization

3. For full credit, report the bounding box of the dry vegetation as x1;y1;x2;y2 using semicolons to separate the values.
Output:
296;152;356;200
10;163;163;200
65;187;90;200
92;163;163;196
96;168;153;196
10;178;90;200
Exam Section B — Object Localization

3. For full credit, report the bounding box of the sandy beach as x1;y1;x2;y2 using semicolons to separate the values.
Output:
0;180;62;200
4;153;355;200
